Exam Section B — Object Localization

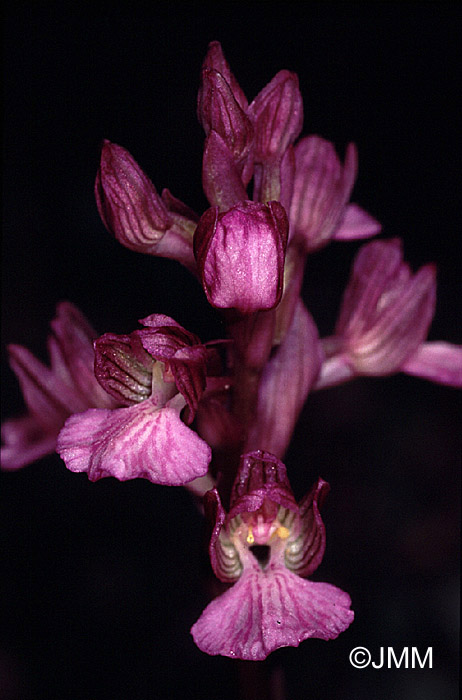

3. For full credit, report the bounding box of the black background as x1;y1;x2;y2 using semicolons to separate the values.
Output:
2;3;460;699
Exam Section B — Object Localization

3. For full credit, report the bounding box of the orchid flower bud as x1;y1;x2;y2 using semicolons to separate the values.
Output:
194;200;289;313
198;68;253;165
247;71;302;202
95;140;196;270
248;70;303;163
199;40;248;112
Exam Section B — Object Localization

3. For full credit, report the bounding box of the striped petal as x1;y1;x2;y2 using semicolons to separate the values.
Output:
191;558;353;660
56;395;211;486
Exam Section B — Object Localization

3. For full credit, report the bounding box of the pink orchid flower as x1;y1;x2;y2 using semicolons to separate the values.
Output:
1;302;118;471
191;450;353;660
57;315;211;485
316;239;462;388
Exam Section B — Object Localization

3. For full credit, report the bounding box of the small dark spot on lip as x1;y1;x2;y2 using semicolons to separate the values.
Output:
276;620;281;625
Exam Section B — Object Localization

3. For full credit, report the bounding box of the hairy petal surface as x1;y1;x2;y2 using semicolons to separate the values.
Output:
191;559;353;660
57;395;211;485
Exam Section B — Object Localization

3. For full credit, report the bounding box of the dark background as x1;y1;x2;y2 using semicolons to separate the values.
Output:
2;2;460;699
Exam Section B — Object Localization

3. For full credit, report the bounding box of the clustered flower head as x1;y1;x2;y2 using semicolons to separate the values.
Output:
2;41;461;661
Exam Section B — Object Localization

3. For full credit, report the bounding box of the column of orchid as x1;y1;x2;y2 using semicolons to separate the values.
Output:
2;41;461;661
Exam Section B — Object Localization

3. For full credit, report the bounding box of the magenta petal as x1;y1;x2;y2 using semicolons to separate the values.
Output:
56;397;211;486
1;416;59;471
50;302;114;407
334;203;382;240
136;314;202;362
168;346;207;418
198;69;253;164
194;200;288;312
314;353;356;390
7;344;91;428
229;450;298;518
289;137;358;250
191;562;353;660
1;303;118;470
202;130;248;210
336;239;404;335
199;41;248;113
246;301;322;457
135;318;207;415
351;264;436;375
248;70;303;162
402;341;462;387
205;488;243;583
138;313;185;330
95;140;169;247
285;478;330;577
95;141;195;269
333;240;438;376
